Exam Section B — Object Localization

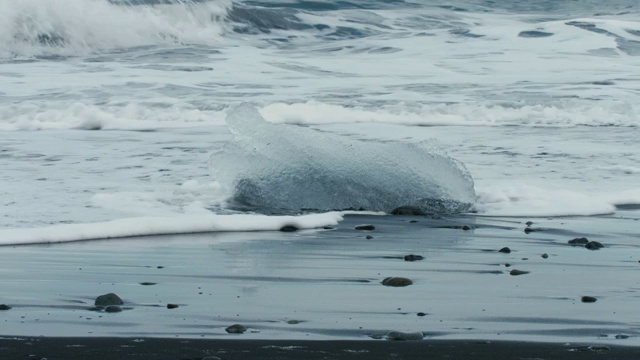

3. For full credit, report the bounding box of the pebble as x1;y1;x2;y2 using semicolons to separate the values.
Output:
279;225;298;232
225;324;247;334
355;225;375;231
0;304;11;310
568;237;589;245
167;304;179;309
525;221;534;226
585;241;604;250
541;253;549;259
462;225;472;231
95;293;123;306
139;282;156;286
403;254;424;262
366;235;374;240
416;312;427;317
509;269;529;276
381;277;413;287
581;296;597;303
498;247;511;254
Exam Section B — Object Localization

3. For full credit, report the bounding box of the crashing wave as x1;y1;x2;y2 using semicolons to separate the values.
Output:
210;104;476;214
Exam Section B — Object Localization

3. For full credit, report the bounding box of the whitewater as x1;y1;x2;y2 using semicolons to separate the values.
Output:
1;0;639;244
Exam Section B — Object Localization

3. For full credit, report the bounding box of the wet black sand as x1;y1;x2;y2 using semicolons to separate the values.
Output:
1;212;639;358
1;337;638;360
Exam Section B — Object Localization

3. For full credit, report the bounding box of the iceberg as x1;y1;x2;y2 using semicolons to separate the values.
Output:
210;104;475;214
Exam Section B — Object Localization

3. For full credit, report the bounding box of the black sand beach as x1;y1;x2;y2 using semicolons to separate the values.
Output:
1;213;639;359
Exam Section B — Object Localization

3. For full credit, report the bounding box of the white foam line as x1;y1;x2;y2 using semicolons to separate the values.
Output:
0;212;345;246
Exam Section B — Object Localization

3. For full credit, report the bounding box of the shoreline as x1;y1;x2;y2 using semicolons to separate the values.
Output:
1;337;637;360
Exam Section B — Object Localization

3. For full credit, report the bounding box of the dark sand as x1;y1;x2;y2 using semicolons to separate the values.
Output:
1;212;639;358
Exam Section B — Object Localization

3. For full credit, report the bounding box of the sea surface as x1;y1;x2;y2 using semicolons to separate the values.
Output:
1;0;639;241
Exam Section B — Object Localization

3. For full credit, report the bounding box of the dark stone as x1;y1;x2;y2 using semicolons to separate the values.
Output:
615;334;629;339
541;253;549;259
462;225;472;231
225;324;247;334
585;241;604;250
391;206;426;216
323;226;334;230
509;269;529;276
140;282;156;286
581;296;597;303
286;320;301;324
409;220;419;223
95;293;123;306
568;237;589;245
104;305;122;313
382;277;413;287
279;225;298;232
518;30;554;38
0;304;11;310
403;254;424;262
498;247;511;254
524;227;537;234
505;263;512;267
417;312;427;317
167;304;179;309
355;225;375;231
525;221;534;226
384;331;424;341
366;235;374;240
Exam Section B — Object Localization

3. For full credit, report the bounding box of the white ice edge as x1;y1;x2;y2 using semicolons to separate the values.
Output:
0;212;346;246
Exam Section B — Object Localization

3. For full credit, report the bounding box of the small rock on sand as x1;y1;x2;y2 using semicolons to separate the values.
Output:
568;237;589;245
581;296;597;303
95;293;123;306
139;282;156;286
279;225;298;232
403;254;424;262
384;331;424;341
615;334;629;339
542;253;549;259
167;304;179;309
355;225;375;231
498;247;511;254
417;312;427;317
382;277;413;287
462;225;472;231
0;304;11;310
509;269;529;276
226;324;247;334
585;241;604;250
366;235;374;240
525;221;533;226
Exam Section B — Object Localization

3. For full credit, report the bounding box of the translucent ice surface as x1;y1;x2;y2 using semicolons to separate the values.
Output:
210;104;476;214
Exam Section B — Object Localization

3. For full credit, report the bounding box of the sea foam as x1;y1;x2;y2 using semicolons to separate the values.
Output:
210;104;476;214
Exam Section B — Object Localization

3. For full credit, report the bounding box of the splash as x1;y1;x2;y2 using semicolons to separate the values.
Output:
0;0;231;58
210;104;476;214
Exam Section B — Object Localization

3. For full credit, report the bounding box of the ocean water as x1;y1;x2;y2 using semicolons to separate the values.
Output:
1;0;639;242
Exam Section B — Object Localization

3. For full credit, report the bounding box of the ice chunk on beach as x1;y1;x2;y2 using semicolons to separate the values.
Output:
210;104;475;214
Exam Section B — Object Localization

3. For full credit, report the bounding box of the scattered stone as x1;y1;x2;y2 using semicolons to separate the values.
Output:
417;312;427;317
225;324;247;334
524;228;538;234
589;346;611;351
615;334;630;339
157;266;164;269
541;253;549;259
139;282;156;286
0;304;11;310
391;206;426;216
382;277;413;287
355;224;375;231
286;320;302;324
498;247;511;254
167;304;179;309
525;221;534;226
323;226;334;230
504;263;512;267
585;241;604;250
366;235;374;240
568;237;589;245
581;296;597;303
384;331;424;341
104;305;122;313
409;220;418;223
279;225;298;232
509;269;529;276
403;254;424;262
518;30;554;38
95;293;123;306
462;225;472;231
